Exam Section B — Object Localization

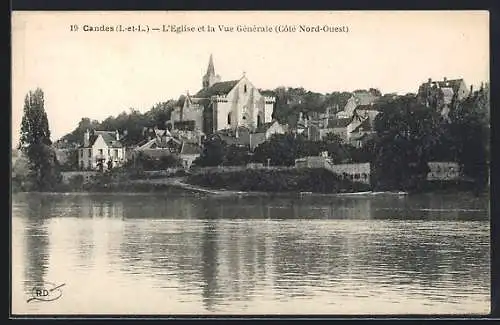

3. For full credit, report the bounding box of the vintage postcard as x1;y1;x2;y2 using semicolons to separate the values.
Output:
11;11;490;316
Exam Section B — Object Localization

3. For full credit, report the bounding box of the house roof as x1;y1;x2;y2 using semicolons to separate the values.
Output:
327;118;352;128
418;79;464;96
81;131;123;148
435;79;464;90
194;80;240;98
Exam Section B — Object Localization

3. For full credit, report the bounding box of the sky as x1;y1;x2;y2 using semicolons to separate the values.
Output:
11;11;489;147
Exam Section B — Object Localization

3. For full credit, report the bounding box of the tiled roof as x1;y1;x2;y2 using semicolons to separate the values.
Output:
194;80;239;98
81;131;123;148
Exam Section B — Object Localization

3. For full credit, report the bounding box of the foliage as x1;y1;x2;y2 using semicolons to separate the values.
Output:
371;95;440;190
447;89;490;189
193;136;227;167
18;89;62;191
187;168;371;193
252;133;351;166
224;144;251;166
125;152;183;171
59;149;79;171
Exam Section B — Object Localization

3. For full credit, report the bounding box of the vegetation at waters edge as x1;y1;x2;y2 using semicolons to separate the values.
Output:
187;168;371;193
15;88;62;191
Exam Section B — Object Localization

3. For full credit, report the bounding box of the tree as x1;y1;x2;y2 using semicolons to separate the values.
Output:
372;95;440;190
448;89;490;190
19;88;61;191
193;136;227;167
224;144;251;166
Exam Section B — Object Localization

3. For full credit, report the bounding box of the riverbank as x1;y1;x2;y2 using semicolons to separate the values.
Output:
12;167;486;198
186;168;372;194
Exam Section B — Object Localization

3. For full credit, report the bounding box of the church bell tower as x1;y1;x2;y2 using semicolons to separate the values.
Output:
202;54;221;89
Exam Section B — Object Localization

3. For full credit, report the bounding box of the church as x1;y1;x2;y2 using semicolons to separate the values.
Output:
169;55;276;135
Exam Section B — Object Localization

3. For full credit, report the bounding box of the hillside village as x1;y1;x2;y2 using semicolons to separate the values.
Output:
14;54;490;193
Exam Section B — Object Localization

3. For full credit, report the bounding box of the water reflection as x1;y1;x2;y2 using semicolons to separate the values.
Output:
12;192;490;314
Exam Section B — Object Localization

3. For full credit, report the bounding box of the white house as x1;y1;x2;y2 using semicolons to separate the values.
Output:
79;130;126;170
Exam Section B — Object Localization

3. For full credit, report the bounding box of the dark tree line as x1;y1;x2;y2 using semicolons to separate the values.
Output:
17;88;62;191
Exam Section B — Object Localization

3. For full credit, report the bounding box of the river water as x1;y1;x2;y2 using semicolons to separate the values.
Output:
11;191;490;315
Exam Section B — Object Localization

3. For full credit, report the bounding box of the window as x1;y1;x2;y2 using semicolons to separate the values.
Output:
98;149;103;156
88;160;92;168
108;149;111;156
88;149;92;157
114;149;119;158
244;84;247;93
257;115;262;127
80;149;83;158
227;112;232;125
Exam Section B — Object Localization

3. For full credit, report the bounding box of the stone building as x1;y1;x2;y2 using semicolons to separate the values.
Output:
417;77;470;119
169;54;276;135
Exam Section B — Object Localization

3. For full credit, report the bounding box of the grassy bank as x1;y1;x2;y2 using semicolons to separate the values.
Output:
186;168;372;193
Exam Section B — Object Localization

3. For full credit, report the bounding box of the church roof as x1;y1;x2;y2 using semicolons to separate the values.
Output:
194;80;239;98
206;54;215;76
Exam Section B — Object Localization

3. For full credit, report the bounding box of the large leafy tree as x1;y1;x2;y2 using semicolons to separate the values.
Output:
19;88;61;190
193;136;227;167
372;95;441;190
447;87;490;189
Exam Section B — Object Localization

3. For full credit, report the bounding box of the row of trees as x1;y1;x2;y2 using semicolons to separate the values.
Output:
193;132;364;168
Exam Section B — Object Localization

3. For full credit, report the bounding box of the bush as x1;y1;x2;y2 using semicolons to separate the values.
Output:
187;168;371;193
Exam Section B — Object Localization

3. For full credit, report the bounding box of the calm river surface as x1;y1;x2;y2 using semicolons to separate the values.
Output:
11;192;490;315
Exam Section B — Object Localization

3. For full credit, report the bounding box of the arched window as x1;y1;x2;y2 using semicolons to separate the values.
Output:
244;84;247;93
227;112;232;125
257;115;262;127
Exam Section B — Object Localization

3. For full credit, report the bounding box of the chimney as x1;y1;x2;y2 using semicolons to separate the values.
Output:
443;77;447;82
428;78;432;84
115;130;120;141
84;129;90;147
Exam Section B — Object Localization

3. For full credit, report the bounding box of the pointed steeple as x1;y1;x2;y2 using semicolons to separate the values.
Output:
202;54;220;88
206;54;215;76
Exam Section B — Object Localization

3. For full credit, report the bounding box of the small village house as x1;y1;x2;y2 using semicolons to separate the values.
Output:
79;130;126;170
